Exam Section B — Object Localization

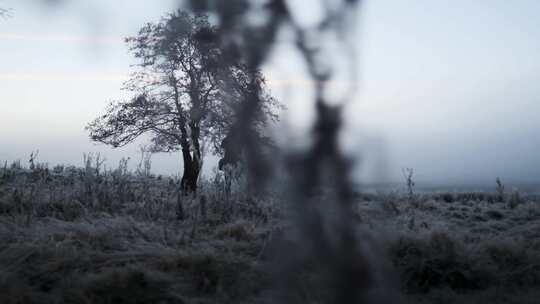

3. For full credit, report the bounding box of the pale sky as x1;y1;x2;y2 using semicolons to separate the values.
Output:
1;0;540;186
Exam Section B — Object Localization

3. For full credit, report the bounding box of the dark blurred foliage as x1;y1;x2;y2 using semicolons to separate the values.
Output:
184;0;397;303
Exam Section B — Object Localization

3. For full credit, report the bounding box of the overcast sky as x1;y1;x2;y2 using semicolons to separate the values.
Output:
1;0;540;187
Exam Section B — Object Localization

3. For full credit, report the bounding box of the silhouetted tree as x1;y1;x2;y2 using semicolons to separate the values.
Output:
87;11;278;194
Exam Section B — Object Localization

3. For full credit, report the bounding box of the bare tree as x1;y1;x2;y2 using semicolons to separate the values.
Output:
87;10;278;194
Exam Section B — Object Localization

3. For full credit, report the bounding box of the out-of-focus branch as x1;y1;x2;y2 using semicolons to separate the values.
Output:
0;7;12;19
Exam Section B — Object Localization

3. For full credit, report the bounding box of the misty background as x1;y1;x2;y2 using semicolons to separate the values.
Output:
1;0;540;188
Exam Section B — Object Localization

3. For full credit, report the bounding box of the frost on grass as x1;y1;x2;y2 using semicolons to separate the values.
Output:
1;160;540;303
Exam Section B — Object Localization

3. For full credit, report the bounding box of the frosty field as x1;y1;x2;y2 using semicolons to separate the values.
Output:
0;160;539;304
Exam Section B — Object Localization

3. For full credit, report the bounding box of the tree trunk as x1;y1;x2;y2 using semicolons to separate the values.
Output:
180;121;202;195
180;145;200;194
177;141;195;221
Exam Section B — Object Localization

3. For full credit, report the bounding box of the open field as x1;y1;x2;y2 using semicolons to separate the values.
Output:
1;160;540;303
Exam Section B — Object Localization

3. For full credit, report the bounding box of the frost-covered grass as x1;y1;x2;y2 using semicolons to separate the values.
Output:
0;158;281;303
1;159;540;303
357;190;540;303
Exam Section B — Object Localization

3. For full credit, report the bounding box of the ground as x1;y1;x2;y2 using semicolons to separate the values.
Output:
1;162;540;303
